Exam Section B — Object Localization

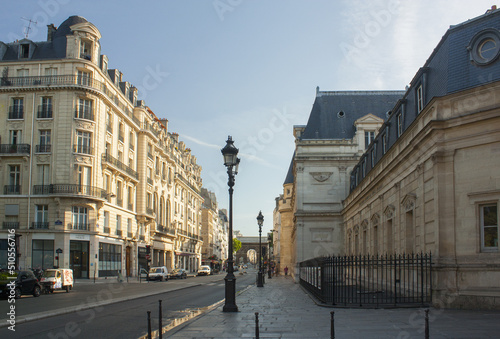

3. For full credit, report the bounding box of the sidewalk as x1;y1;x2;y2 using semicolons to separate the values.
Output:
165;275;500;339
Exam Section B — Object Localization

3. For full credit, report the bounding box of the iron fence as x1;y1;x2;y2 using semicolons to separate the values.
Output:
299;253;432;307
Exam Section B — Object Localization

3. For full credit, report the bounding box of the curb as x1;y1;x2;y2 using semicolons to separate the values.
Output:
0;283;202;328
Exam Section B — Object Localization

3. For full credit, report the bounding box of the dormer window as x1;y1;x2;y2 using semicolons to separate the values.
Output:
20;44;30;58
364;131;375;148
80;40;92;60
417;85;424;113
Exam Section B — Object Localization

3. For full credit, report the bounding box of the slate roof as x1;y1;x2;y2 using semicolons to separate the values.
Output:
283;154;295;185
301;90;404;140
0;15;91;61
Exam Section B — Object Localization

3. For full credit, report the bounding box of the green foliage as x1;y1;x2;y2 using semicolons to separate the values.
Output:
233;238;242;254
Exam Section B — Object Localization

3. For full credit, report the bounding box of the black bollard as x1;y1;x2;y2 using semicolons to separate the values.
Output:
147;311;152;339
159;300;163;339
330;311;335;339
425;309;429;339
255;312;259;339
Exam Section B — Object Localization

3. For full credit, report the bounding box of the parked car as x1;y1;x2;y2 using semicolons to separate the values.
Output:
197;265;211;276
40;268;73;293
0;270;42;299
148;266;169;281
169;268;187;279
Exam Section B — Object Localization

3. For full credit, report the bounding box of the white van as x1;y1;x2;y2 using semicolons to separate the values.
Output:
148;266;169;281
40;268;74;293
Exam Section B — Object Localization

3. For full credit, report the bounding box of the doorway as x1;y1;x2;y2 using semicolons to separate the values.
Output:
70;240;89;278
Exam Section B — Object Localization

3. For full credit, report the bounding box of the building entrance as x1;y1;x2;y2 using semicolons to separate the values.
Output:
70;240;89;278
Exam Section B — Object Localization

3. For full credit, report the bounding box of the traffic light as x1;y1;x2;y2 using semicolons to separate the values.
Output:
146;245;151;255
262;246;266;256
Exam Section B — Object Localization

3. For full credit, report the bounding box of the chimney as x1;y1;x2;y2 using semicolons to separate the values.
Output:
159;118;168;131
47;24;57;41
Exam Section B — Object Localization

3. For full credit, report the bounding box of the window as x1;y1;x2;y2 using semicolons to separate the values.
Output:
118;123;124;142
72;206;88;230
32;240;54;270
76;98;93;120
382;133;387;154
364;131;375;148
35;205;49;223
37;130;51;153
417;85;424;113
127;219;132;238
77;70;91;86
104;174;111;193
481;204;498;251
103;211;110;233
127;186;133;210
37;164;50;186
116;215;122;236
7;165;21;194
16;69;29;77
397;113;403;137
10;130;22;145
9;98;24;120
370;147;376;167
116;181;123;207
76;130;92;154
80;40;92;60
129;132;135;150
20;44;30;58
362;158;366;177
44;67;57;77
77;165;91;189
106;111;113;133
38;97;53;119
98;243;122;277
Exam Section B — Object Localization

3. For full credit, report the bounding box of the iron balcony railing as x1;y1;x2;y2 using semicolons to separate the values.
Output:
103;227;110;234
127;232;133;238
128;203;134;211
116;230;123;237
299;253;432;307
0;75;140;126
2;222;19;229
117;198;123;207
0;144;30;154
147;177;153;185
37;105;53;119
139;235;145;241
146;207;154;216
33;184;107;199
74;144;93;155
74;108;94;121
4;185;20;195
35;144;51;153
156;224;176;235
68;223;90;231
101;153;139;179
31;222;49;229
8;106;24;120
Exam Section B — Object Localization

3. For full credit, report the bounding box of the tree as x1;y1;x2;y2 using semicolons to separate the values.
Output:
233;238;242;254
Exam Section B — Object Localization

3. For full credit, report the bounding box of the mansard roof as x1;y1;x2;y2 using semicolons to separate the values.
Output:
349;7;500;192
300;90;404;140
283;153;295;185
0;15;98;61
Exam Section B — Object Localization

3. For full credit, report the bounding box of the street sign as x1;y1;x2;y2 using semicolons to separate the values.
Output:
56;248;63;254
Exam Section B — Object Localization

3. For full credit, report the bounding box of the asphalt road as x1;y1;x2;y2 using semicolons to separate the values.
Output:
0;271;256;338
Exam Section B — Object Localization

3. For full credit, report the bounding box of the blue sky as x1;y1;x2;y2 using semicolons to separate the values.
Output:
1;0;496;235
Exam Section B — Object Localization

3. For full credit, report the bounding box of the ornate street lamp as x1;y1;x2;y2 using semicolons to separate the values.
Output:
221;136;240;312
257;211;264;287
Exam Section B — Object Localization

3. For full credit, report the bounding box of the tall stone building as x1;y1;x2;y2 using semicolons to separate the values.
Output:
343;7;500;309
0;16;204;278
276;89;403;277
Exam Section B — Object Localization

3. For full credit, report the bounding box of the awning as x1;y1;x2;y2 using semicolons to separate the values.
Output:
175;251;195;256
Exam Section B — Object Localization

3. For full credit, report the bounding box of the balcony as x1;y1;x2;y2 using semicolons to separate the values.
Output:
0;144;30;155
8;107;23;120
4;185;20;195
68;223;90;231
35;144;52;153
0;74;142;124
147;177;153;186
146;207;154;216
33;184;107;199
31;222;49;229
74;144;93;155
106;124;113;133
37;105;53;119
103;226;110;233
156;224;176;236
128;203;134;211
139;235;145;241
74;109;94;121
2;222;19;229
116;229;123;237
101;153;139;180
127;232;133;238
117;198;123;207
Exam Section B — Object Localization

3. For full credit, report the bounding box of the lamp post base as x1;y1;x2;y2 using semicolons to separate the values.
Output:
257;271;264;287
223;274;238;312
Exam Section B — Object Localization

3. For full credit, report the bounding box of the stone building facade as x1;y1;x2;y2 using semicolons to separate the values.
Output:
0;16;204;278
343;8;500;309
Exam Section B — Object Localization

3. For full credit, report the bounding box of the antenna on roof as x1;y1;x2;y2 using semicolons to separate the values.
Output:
21;17;38;38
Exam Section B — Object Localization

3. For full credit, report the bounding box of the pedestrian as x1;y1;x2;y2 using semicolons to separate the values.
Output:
284;266;288;276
